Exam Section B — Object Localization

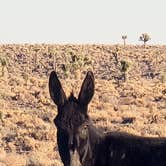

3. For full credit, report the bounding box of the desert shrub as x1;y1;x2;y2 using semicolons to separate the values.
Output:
120;60;130;81
33;48;40;69
0;111;3;123
15;137;33;154
0;57;7;76
22;73;29;86
26;156;42;166
48;48;59;70
159;72;166;83
61;50;93;79
120;60;130;72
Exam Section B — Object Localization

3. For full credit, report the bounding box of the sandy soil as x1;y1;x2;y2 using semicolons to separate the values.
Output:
0;44;166;165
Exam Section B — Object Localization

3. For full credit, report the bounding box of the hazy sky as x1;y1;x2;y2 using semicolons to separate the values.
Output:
0;0;165;44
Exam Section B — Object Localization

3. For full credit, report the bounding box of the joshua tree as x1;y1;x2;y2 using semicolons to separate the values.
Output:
139;33;151;46
122;35;127;46
112;46;120;65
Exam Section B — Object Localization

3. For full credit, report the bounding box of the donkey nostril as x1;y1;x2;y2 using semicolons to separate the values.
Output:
69;143;75;152
69;141;73;146
69;139;76;151
68;138;73;147
68;134;78;151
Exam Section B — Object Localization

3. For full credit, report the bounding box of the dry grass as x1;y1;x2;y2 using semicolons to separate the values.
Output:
0;44;166;165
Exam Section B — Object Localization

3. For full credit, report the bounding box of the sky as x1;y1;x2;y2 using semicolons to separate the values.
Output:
0;0;166;44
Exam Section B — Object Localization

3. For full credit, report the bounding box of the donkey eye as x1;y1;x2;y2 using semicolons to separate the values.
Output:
83;125;88;130
79;125;88;139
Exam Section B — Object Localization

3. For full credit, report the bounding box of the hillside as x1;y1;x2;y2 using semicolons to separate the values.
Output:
0;44;166;165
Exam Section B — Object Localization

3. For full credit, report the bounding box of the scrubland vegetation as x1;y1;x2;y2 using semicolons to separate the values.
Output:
0;44;166;165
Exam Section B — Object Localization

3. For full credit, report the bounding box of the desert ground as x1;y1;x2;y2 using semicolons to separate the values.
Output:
0;44;166;165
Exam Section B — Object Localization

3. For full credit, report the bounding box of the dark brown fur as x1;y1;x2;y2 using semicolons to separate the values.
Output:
49;71;166;166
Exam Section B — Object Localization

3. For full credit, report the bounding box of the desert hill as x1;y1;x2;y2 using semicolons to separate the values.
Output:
0;44;166;165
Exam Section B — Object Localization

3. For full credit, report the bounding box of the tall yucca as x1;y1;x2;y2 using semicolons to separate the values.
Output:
122;35;127;46
139;33;151;46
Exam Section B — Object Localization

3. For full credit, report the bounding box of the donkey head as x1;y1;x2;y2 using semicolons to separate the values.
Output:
49;71;95;166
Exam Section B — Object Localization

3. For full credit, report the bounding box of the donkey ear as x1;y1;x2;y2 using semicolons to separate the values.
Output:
78;71;95;106
49;71;67;106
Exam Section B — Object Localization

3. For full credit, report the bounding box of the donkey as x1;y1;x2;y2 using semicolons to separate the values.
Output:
49;70;166;166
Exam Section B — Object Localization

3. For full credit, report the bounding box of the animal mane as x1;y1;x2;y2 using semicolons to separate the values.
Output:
68;92;78;102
